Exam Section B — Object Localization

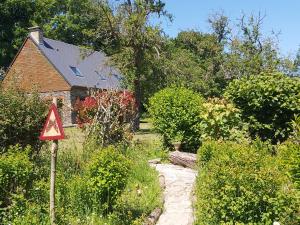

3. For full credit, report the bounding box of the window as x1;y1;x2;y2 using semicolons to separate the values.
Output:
113;74;121;80
44;41;54;49
70;66;83;77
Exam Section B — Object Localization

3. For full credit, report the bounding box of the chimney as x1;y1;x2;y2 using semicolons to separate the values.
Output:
28;26;43;45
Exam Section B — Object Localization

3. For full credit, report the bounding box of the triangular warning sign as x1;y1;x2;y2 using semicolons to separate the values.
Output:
39;103;65;140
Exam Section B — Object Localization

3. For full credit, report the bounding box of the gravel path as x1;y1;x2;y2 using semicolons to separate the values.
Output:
151;163;197;225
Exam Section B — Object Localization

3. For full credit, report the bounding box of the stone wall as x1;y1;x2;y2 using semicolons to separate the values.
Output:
39;91;73;126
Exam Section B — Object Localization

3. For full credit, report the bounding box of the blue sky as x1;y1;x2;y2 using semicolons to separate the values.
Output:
154;0;300;56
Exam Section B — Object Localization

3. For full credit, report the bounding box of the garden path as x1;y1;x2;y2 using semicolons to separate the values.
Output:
150;163;197;225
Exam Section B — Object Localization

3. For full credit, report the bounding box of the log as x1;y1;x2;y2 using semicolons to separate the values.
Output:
143;208;162;225
169;150;197;169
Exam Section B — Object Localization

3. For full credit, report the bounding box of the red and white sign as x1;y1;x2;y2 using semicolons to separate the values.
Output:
39;103;65;140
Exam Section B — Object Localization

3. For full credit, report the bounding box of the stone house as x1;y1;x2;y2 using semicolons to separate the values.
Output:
2;27;122;126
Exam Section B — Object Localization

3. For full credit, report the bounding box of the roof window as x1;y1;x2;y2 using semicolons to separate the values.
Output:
70;66;83;77
113;74;121;80
44;41;54;49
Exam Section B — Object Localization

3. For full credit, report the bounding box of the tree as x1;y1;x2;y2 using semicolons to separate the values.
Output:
91;0;170;129
0;0;36;68
161;31;227;97
221;13;280;79
208;11;231;44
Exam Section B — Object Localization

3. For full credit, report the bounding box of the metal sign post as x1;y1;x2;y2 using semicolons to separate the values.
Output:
39;97;65;225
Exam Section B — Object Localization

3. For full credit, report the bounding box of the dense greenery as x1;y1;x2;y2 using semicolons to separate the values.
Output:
196;140;300;225
148;87;204;152
1;130;164;224
225;73;300;143
1;1;300;224
0;88;47;153
198;97;248;141
86;146;131;213
279;116;300;190
0;145;34;219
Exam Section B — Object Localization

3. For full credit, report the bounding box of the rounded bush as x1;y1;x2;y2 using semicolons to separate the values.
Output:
148;87;204;152
224;73;300;143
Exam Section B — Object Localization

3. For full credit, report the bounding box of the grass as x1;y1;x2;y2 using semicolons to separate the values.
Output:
133;118;161;143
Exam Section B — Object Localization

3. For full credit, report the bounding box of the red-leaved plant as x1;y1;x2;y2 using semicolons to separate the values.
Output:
74;89;137;146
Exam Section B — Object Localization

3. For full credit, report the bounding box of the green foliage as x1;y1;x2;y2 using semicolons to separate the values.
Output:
198;98;248;141
220;13;281;80
279;141;300;191
196;140;300;225
148;87;204;152
0;145;34;221
225;73;300;143
279;117;300;190
109;145;162;225
0;88;47;153
0;0;35;67
86;146;131;213
162;31;227;97
290;115;300;142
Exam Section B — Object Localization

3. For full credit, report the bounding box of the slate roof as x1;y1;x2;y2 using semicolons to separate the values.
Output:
32;36;122;89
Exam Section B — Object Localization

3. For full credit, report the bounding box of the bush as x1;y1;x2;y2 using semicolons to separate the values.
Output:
148;87;204;152
279;141;300;191
0;145;34;222
224;73;300;143
196;140;300;225
198;98;248;141
0;88;47;153
86;146;131;213
279;117;300;190
74;90;136;146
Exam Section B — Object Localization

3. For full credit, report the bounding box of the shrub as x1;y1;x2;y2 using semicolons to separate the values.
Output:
198;98;249;141
86;146;131;213
196;140;300;225
279;141;300;191
148;87;204;152
0;145;34;222
74;90;137;146
224;73;300;143
279;117;300;190
0;88;47;153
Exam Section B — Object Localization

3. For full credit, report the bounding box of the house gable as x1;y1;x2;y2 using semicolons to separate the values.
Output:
3;38;71;92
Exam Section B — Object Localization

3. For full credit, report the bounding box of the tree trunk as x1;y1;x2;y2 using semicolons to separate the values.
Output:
169;150;197;169
133;78;141;131
132;45;144;131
